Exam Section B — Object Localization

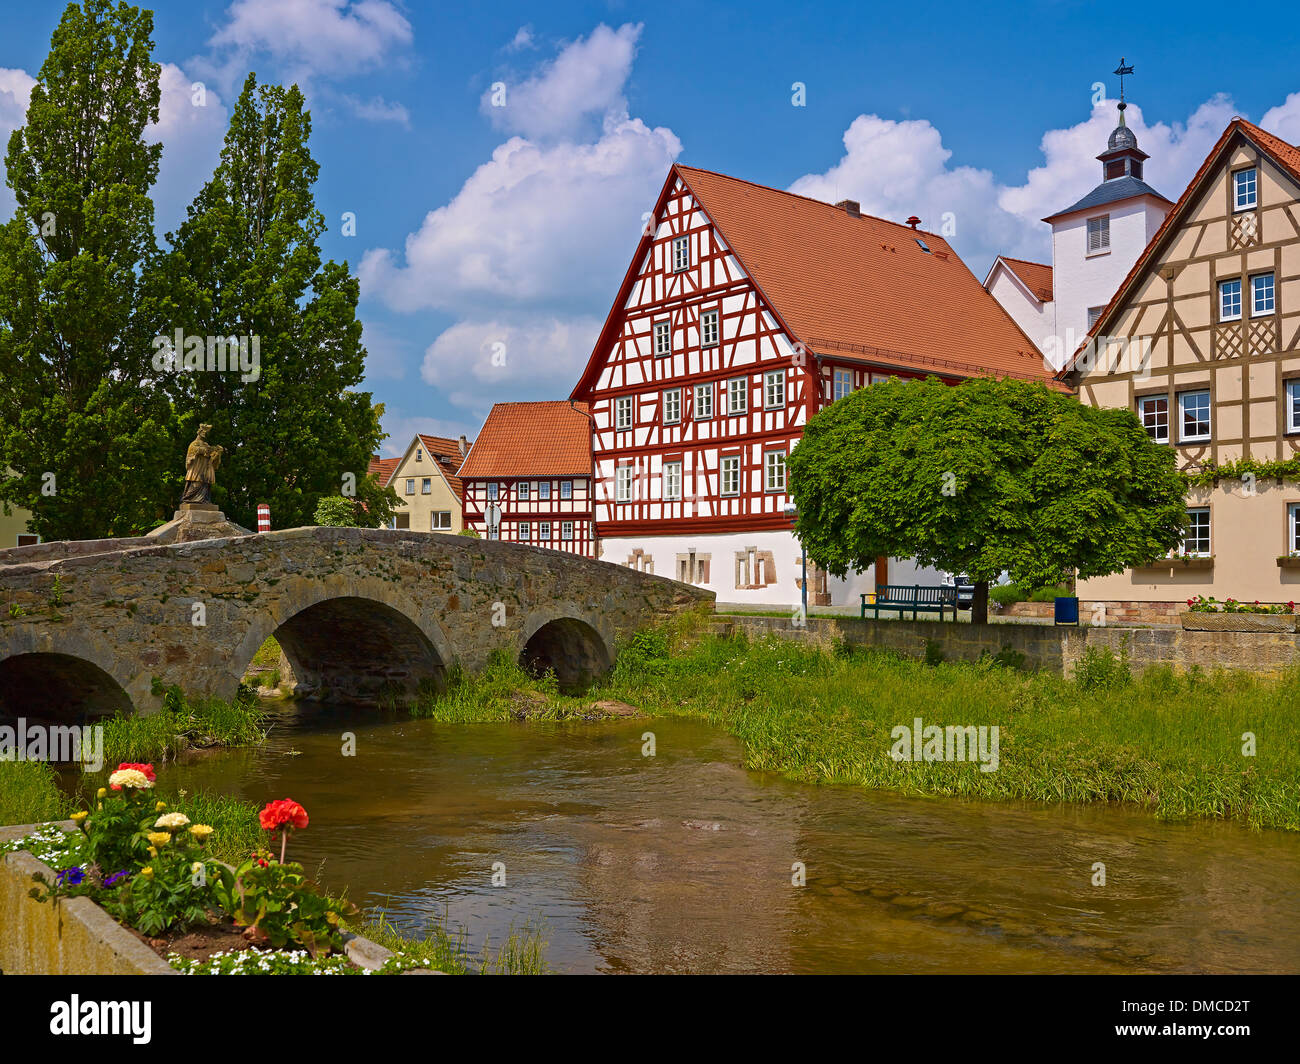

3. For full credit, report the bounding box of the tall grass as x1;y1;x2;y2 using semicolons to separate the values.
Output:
0;760;71;826
410;622;1300;831
359;909;550;974
99;687;267;765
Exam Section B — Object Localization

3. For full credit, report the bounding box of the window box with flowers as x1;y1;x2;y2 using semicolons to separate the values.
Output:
1135;554;1214;572
1276;554;1300;570
1180;595;1298;632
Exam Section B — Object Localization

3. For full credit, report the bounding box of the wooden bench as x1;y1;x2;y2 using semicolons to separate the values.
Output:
861;584;958;621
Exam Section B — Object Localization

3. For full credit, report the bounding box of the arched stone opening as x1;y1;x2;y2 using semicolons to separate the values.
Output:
271;596;446;707
0;652;132;721
519;618;611;694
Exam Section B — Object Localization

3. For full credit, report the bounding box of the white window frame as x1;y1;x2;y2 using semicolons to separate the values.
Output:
663;387;682;425
518;521;531;541
538;481;551;501
727;377;748;416
1182;508;1211;557
560;480;572;500
1219;278;1242;321
694;382;714;419
421;478;431;495
615;396;633;431
539;521;551;540
720;455;741;497
1178;390;1211;443
1286;380;1300;434
487;482;498;501
701;308;719;348
1234;167;1258;211
654;320;671;357
764;450;786;493
518;481;530;501
615;466;632;503
1136;394;1170;444
764;369;785;410
1086;214;1110;254
663;460;682;501
1251;272;1275;317
833;368;853;401
672;234;690;272
431;511;451;530
1289;503;1300;555
561;520;574;541
405;478;415;496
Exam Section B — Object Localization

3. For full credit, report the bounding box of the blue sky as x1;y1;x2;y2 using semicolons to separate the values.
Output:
2;0;1299;452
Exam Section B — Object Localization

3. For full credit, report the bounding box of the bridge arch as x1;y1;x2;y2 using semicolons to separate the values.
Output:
234;579;456;707
0;630;135;719
518;604;614;694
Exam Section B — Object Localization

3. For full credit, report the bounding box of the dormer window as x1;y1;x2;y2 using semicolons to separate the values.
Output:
1234;168;1258;211
1087;215;1110;253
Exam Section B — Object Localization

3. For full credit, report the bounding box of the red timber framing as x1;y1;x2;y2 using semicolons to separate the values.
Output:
461;476;595;557
570;166;1044;540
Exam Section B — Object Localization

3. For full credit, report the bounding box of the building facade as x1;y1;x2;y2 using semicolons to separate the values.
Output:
380;434;469;533
989;98;1172;369
1064;118;1300;619
457;402;596;557
571;165;1057;607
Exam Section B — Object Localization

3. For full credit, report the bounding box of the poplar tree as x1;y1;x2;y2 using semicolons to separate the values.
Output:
0;0;172;539
146;73;390;530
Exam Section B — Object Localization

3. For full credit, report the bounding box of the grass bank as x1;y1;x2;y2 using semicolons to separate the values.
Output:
412;620;1300;831
0;760;72;825
99;685;268;765
357;910;549;975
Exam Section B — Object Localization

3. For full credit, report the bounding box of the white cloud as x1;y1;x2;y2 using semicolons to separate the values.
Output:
147;64;229;234
342;93;409;125
1261;91;1300;146
505;27;536;53
377;412;480;457
0;68;36;218
208;0;412;80
482;22;642;142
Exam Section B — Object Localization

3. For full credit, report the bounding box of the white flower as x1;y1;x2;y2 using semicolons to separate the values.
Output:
155;812;190;831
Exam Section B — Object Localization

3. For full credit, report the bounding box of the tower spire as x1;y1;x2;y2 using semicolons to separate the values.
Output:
1114;57;1134;125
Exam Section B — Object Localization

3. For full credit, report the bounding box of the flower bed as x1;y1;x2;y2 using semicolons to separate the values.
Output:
1;762;440;975
1181;595;1298;631
1135;556;1214;572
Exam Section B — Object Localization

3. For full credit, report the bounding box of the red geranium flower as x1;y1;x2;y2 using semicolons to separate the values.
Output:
259;799;308;832
110;762;156;790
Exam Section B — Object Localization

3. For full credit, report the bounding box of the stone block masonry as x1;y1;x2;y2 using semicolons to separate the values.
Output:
0;526;714;714
712;615;1299;677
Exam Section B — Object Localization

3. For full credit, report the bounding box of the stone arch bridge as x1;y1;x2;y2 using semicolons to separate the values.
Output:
0;527;713;715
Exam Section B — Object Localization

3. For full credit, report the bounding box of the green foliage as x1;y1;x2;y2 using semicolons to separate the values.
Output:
212;853;357;956
313;494;358;526
458;527;481;538
1071;644;1132;692
785;377;1187;617
1187;595;1296;615
1182;455;1300;491
0;759;71;825
143;73;384;531
103;845;217;938
0;0;173;539
612;629;672;680
991;582;1072;607
311;484;398;528
101;684;266;764
360;909;550;975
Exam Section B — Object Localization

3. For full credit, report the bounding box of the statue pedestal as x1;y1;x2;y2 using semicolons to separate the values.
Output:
149;505;252;544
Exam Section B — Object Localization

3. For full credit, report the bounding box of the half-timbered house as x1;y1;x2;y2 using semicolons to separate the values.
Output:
570;164;1057;606
1061;118;1300;621
457;401;596;557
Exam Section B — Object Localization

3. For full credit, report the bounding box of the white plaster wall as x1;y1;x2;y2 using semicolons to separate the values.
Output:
986;266;1053;362
598;529;948;608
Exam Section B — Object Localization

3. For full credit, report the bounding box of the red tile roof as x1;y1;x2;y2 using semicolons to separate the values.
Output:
416;434;468;500
368;455;400;483
574;164;1058;394
1060;118;1300;378
996;256;1054;303
456;402;592;478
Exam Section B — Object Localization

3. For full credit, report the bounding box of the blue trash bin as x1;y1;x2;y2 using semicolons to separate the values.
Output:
1054;596;1080;626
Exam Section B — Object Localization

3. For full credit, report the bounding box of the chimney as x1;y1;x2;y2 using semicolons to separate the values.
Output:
906;215;921;230
834;199;861;218
458;435;469;456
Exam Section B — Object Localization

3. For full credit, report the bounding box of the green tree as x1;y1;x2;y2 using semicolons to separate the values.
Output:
312;473;397;529
0;0;173;539
145;73;383;530
786;376;1188;624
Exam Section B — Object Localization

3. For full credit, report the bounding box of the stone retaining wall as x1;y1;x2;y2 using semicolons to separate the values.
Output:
711;616;1299;677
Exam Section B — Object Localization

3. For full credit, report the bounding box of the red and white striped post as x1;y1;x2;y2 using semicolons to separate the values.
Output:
257;503;270;533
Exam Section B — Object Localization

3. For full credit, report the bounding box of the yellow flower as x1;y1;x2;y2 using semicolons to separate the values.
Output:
147;846;157;858
147;832;171;848
189;824;214;843
96;788;107;799
70;811;88;824
141;866;154;879
155;801;167;812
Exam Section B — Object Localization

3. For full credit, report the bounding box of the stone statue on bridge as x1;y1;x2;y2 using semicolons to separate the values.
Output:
180;424;224;506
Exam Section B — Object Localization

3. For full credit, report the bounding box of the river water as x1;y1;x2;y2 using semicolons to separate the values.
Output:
157;703;1300;974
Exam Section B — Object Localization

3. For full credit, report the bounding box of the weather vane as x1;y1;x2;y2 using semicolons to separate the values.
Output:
1114;57;1134;112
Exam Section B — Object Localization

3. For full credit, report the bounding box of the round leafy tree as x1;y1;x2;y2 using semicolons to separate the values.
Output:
785;376;1187;623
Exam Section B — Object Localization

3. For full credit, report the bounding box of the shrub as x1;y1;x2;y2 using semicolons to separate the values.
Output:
1072;644;1131;691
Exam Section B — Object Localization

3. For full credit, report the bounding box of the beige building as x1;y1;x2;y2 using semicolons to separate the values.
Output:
0;503;37;547
1064;118;1300;620
373;434;470;534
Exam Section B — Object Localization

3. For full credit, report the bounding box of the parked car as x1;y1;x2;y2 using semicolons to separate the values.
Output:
943;573;975;609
